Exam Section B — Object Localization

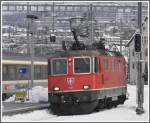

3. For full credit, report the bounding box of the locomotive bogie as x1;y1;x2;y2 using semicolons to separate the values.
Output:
48;86;127;115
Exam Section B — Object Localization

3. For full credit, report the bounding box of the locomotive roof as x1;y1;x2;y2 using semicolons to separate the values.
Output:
50;49;123;58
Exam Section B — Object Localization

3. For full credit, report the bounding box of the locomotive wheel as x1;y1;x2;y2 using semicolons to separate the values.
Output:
50;100;98;115
118;95;126;104
95;98;119;112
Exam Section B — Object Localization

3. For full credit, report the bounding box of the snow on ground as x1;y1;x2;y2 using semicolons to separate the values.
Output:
2;85;149;122
5;86;48;103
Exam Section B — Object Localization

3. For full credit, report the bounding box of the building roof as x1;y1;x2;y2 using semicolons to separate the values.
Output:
126;16;148;47
126;32;136;47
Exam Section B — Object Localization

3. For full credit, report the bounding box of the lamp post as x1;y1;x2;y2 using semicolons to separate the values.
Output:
26;14;39;88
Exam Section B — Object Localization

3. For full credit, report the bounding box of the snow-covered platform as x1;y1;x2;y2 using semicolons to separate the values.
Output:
2;101;50;116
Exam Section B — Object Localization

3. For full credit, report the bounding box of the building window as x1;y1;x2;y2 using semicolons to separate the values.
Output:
23;6;27;10
2;65;8;80
9;6;15;11
67;6;73;11
16;6;22;11
81;6;87;11
145;49;148;56
132;50;134;56
132;62;135;69
2;6;8;11
54;6;59;11
38;6;44;11
46;6;51;11
60;6;65;11
74;6;80;11
31;6;37;11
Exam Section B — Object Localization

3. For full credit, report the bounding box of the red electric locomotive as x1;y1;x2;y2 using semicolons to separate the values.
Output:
48;49;127;115
48;18;127;115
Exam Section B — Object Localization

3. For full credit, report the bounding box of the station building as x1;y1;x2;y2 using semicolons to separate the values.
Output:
126;16;148;85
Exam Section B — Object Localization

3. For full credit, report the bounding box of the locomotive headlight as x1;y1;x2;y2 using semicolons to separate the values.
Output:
53;87;60;91
83;85;90;90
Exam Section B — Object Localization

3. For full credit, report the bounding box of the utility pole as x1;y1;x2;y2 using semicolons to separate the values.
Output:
27;2;30;54
52;2;54;33
120;19;122;54
136;2;144;115
89;4;94;43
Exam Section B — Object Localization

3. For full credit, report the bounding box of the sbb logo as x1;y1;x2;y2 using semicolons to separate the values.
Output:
67;77;75;86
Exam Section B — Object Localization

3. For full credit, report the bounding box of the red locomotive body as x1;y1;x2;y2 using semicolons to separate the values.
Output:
48;50;127;115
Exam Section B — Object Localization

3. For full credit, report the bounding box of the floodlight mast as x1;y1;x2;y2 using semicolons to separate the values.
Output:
26;13;39;89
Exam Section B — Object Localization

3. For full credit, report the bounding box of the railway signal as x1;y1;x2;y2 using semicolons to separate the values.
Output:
50;34;56;42
134;33;141;52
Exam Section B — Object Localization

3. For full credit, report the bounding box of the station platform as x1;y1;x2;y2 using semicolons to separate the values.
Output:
2;101;50;116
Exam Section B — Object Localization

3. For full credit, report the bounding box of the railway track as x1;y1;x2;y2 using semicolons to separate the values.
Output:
2;102;50;116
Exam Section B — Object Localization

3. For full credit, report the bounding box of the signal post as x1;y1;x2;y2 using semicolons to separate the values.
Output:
135;2;144;115
135;33;144;115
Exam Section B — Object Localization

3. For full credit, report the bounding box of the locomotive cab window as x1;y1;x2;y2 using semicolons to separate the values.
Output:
74;57;91;74
51;58;67;75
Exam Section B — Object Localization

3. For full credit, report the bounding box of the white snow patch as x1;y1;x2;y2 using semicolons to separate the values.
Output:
27;86;48;103
2;85;149;122
5;95;16;102
4;86;48;103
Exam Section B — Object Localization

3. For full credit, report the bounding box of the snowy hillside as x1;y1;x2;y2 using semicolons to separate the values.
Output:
2;85;149;122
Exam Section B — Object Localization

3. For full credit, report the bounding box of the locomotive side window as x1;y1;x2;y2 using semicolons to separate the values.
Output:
42;66;47;79
51;58;67;75
2;65;8;80
34;66;41;79
9;65;17;80
115;60;119;71
104;59;109;71
112;59;115;71
74;57;91;74
118;61;122;71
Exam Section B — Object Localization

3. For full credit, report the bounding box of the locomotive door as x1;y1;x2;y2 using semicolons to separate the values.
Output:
93;57;101;88
101;57;110;87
